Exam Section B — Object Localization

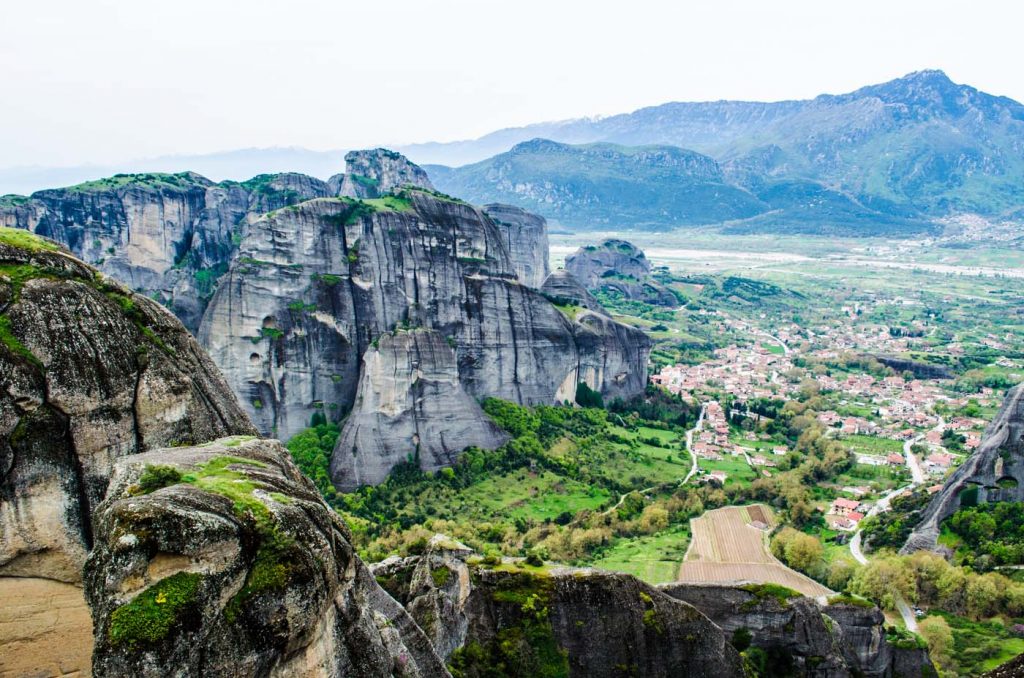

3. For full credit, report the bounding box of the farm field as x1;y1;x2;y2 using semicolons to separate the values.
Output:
677;504;833;598
588;525;689;584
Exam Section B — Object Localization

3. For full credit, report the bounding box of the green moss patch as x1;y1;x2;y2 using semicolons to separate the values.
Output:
739;583;801;609
108;572;202;647
430;566;452;587
0;227;58;252
450;569;568;678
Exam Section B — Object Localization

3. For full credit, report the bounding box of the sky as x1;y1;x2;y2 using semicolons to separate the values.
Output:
1;0;1021;169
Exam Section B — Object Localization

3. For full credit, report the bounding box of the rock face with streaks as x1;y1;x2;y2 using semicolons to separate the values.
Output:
197;182;650;489
84;437;450;678
330;148;436;198
482;203;550;288
331;330;509;489
903;384;1024;554
0;172;331;332
0;228;256;676
3;151;651;491
565;239;678;307
372;539;745;677
662;584;936;677
0;230;255;584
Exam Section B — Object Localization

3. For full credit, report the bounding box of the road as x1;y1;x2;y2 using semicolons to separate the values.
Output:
849;417;946;632
755;331;790;356
601;404;706;517
682;404;706;484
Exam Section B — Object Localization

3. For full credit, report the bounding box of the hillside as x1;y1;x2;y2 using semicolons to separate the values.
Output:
420;71;1024;231
428;139;931;234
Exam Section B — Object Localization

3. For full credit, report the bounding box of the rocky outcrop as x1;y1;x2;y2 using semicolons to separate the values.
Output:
0;172;331;332
565;239;678;307
0;228;256;676
540;269;609;315
197;186;650;488
84;437;450;677
482;204;550;288
663;584;936;677
330;149;436;198
373;540;744;677
903;384;1024;554
331;330;509;490
0;230;255;584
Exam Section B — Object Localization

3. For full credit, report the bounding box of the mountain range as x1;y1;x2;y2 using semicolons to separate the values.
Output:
3;70;1022;235
423;70;1024;233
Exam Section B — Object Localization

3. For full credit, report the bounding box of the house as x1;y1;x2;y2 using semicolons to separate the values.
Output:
887;453;905;466
831;498;862;516
772;446;788;456
925;453;954;470
926;484;944;494
701;470;728;484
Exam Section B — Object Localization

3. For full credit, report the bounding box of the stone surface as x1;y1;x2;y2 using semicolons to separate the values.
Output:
482;204;550;288
373;540;744;677
0;172;331;332
331;149;436;198
903;384;1024;553
663;584;936;677
197;187;649;487
84;437;450;678
0;237;255;584
331;330;509;491
0;231;256;678
565;239;678;307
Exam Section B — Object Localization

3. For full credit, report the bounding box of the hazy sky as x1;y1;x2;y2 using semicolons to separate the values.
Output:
2;0;1021;168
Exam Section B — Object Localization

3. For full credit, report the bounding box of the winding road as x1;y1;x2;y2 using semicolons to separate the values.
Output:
849;417;946;632
600;404;706;517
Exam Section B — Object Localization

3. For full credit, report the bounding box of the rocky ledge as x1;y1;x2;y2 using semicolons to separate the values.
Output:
85;437;449;677
372;537;745;677
903;383;1024;554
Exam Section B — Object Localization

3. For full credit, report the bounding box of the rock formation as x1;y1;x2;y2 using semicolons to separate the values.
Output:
482;204;550;288
331;330;509;489
663;584;935;677
196;181;650;489
565;239;678;307
0;227;256;675
903;384;1024;554
373;538;745;677
330;148;436;198
85;437;449;677
0;172;331;332
3;150;651;491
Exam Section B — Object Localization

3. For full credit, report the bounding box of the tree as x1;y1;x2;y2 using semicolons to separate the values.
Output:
575;382;605;409
918;616;955;677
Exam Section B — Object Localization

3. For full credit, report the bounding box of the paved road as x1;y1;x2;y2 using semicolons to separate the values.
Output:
849;418;946;631
682;404;706;484
601;404;706;517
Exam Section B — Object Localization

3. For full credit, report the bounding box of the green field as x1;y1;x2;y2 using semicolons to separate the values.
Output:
589;526;689;584
839;434;904;456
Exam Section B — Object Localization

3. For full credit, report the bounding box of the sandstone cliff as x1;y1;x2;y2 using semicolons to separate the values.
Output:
903;384;1024;554
330;148;436;198
0;227;256;675
85;437;449;677
565;239;678;307
196;185;650;489
332;330;509;489
482;204;550;288
372;538;745;677
0;172;331;332
663;584;935;677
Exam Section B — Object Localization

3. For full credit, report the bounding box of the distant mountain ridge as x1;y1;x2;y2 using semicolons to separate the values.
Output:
420;70;1024;233
5;71;1022;233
